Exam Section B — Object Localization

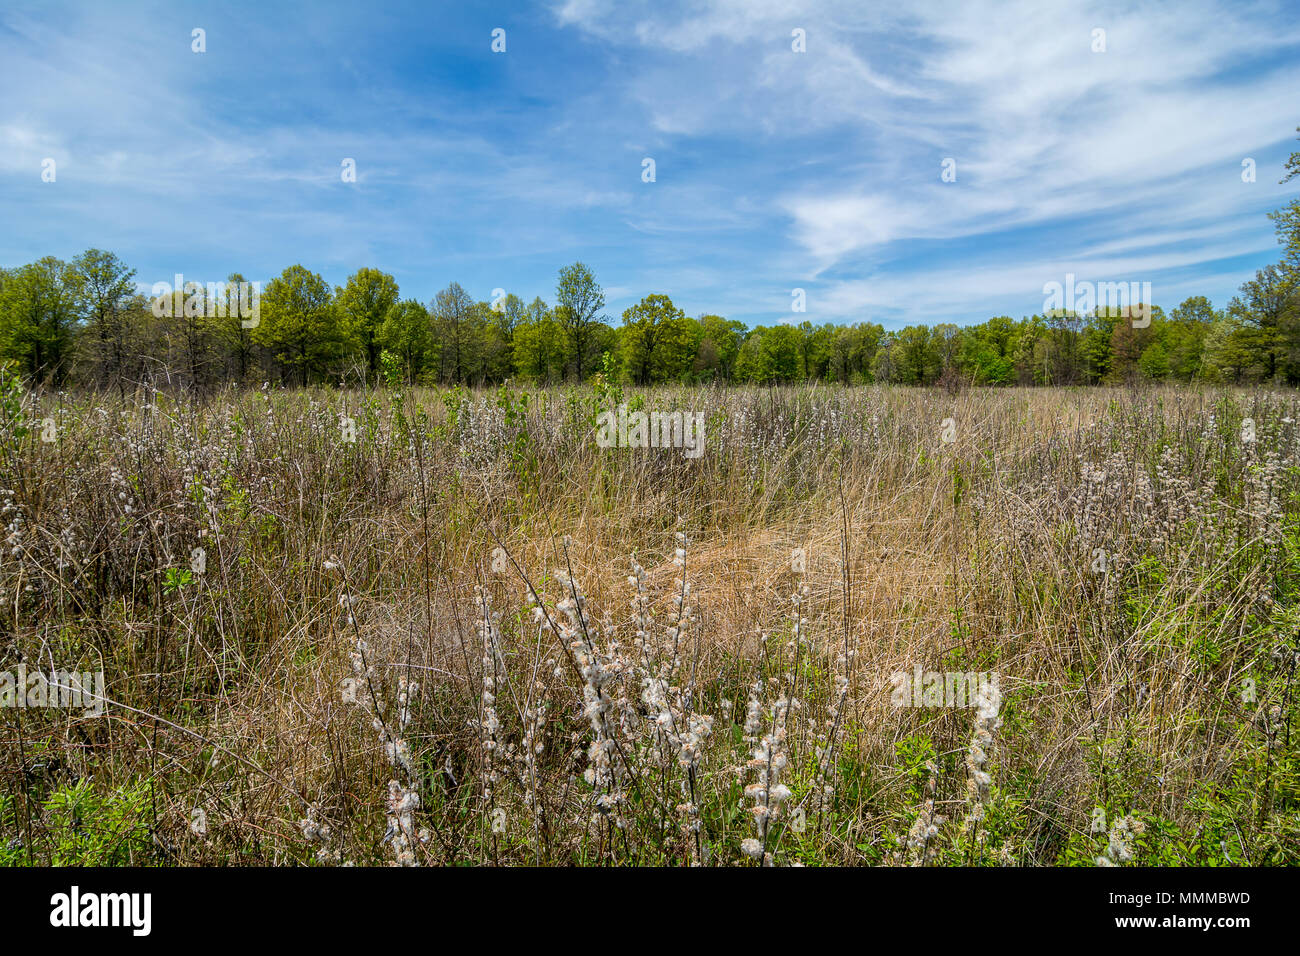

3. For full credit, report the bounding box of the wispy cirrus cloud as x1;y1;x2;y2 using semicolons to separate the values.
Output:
553;0;1300;324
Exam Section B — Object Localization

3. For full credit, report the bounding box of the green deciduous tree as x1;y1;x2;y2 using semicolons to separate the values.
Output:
555;262;605;381
209;272;260;385
73;249;137;395
336;268;399;382
432;282;480;384
696;314;747;381
1228;266;1297;382
513;299;567;383
378;298;434;383
253;265;342;386
621;293;696;384
0;256;83;386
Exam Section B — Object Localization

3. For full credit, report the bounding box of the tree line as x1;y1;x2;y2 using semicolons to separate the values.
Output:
4;133;1297;392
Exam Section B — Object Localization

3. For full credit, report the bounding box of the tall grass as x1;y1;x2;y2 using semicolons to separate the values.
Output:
1;375;1297;865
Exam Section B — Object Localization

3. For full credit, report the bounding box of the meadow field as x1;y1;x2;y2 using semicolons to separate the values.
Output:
1;377;1297;866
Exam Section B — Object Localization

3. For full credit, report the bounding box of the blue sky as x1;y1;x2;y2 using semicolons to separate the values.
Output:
1;0;1298;329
